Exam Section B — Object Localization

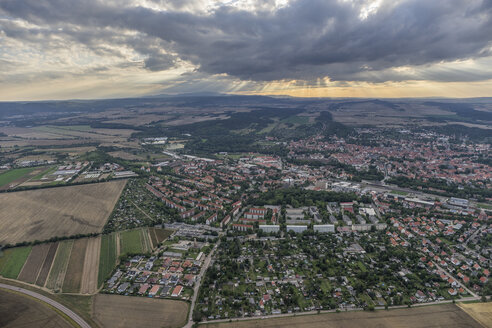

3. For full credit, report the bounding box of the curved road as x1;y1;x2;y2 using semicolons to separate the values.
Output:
0;283;91;328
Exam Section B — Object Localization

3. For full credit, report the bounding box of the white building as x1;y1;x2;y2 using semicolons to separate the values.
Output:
259;225;280;233
313;224;335;233
287;225;308;233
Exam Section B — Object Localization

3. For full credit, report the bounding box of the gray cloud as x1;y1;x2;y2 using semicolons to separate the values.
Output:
1;0;492;83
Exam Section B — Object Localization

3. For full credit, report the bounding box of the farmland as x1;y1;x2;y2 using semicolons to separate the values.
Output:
120;229;147;255
93;294;189;328
80;236;101;294
0;167;39;189
150;228;174;247
46;240;73;291
205;304;484;328
35;242;59;287
0;289;72;328
17;243;52;284
98;233;118;287
0;246;32;279
458;303;492;328
0;179;127;245
62;238;88;293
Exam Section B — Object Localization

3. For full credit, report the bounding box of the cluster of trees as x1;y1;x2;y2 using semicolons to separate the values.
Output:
251;188;357;207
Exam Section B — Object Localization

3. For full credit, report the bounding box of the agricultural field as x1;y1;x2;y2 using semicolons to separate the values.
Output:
17;243;52;284
0;289;72;328
46;240;73;291
0;166;39;189
62;238;88;293
35;242;59;287
119;228;149;255
93;294;189;328
98;233;118;287
206;304;484;328
149;228;174;247
458;303;492;328
0;180;127;245
0;246;32;279
80;236;101;294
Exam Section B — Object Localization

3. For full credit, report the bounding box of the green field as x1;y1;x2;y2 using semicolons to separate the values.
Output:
0;167;37;187
0;246;32;279
46;240;73;290
98;233;118;287
30;165;57;180
120;229;144;255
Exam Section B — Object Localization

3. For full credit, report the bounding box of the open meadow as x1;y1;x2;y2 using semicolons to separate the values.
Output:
0;180;127;245
93;294;189;328
204;304;485;328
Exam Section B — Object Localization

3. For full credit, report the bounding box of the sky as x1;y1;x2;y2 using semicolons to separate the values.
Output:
1;0;492;100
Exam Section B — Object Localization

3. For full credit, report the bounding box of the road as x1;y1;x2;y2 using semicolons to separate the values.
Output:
184;236;221;328
432;262;478;298
465;225;485;245
0;283;91;328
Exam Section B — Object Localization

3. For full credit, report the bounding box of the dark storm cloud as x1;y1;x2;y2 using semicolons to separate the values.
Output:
1;0;492;82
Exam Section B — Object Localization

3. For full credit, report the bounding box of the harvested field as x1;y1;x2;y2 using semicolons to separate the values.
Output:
120;229;144;255
0;180;127;245
35;242;59;287
0;289;72;328
46;240;73;291
17;244;51;284
0;247;32;279
205;304;484;328
458;302;492;328
93;294;188;328
80;236;101;294
98;233;118;287
62;238;88;293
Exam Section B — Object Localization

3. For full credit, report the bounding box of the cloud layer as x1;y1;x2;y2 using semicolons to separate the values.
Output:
1;0;492;99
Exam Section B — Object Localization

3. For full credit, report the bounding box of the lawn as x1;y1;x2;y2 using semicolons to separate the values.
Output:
0;167;37;187
120;229;144;255
98;233;118;287
0;246;32;279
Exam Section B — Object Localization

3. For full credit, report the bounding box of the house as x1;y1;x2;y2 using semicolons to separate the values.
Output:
138;283;150;295
148;285;160;297
172;285;183;297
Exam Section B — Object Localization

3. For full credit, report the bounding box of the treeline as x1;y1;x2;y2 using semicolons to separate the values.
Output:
1;232;100;249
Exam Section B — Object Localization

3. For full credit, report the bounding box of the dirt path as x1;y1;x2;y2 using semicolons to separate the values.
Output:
80;236;101;294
